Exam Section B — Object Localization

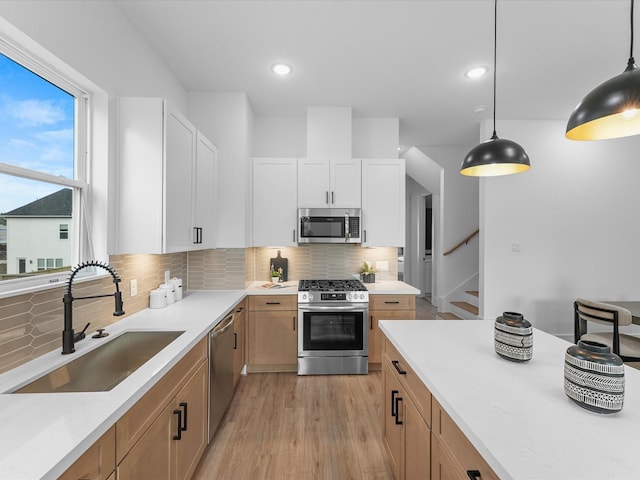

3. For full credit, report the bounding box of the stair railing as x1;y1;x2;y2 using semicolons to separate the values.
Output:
443;229;479;256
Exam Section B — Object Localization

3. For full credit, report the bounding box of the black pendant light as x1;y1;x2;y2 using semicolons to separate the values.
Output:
460;0;531;177
566;0;640;140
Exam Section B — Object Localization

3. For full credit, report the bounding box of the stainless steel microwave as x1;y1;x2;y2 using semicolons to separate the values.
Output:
298;208;361;244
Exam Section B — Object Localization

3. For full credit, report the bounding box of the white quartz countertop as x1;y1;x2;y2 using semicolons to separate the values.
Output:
379;319;640;479
0;290;245;480
246;279;420;295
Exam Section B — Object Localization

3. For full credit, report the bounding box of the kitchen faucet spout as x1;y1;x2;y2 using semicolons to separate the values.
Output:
62;261;125;354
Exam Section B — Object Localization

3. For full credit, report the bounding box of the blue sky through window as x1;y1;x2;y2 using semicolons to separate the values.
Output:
0;53;74;214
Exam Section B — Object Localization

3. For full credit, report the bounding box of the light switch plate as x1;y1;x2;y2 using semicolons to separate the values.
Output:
164;270;170;283
130;279;138;297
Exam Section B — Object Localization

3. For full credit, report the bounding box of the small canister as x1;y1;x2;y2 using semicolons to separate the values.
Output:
160;282;175;305
149;288;167;309
171;277;183;301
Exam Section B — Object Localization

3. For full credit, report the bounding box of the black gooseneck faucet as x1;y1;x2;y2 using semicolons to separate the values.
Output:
62;261;125;354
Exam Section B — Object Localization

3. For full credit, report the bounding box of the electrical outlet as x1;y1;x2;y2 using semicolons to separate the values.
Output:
130;279;138;297
164;270;170;283
376;261;389;272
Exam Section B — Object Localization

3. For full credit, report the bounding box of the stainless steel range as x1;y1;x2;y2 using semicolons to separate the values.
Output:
297;279;369;375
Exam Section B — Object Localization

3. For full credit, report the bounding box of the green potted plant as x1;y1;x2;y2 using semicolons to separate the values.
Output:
270;265;283;283
359;260;377;283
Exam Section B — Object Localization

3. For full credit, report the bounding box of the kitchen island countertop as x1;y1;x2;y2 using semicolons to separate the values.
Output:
380;319;640;479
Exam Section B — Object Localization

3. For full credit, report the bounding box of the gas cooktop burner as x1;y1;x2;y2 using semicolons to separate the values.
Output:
298;279;368;292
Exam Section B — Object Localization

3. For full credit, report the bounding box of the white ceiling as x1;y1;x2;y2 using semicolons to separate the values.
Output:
114;0;633;150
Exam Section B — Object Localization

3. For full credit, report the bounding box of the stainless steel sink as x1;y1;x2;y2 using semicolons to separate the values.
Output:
12;331;184;393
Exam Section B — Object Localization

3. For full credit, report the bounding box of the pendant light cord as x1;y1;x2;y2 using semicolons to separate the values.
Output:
491;0;498;139
628;0;637;69
631;0;635;60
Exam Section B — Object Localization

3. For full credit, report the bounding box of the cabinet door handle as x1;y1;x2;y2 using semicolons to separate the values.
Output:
467;471;482;480
173;409;182;440
391;389;399;417
394;396;403;425
370;315;373;330
293;317;296;331
179;402;188;432
363;230;367;243
331;191;334;204
293;229;296;242
325;191;329;204
233;332;237;350
392;360;407;375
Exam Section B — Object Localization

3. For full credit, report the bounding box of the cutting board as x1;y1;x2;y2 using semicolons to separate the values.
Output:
269;250;288;281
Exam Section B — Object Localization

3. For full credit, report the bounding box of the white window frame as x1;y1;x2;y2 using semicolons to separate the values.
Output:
0;37;95;297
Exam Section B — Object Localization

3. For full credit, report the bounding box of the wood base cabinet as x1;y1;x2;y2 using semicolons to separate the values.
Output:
431;398;499;480
369;295;416;368
116;338;208;480
382;338;431;480
233;298;247;386
59;426;115;480
247;295;297;372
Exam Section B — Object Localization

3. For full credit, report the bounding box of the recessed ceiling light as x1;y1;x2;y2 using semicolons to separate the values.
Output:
271;63;292;76
465;66;488;79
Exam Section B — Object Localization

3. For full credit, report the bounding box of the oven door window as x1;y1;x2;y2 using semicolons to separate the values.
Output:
301;217;346;238
302;311;364;351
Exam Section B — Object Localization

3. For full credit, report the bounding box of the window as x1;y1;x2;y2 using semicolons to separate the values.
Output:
0;38;90;292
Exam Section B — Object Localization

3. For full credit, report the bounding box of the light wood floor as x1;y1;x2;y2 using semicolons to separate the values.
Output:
193;296;441;480
193;372;394;480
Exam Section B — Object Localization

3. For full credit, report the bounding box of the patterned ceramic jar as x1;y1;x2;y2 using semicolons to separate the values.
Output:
494;311;533;362
564;340;625;414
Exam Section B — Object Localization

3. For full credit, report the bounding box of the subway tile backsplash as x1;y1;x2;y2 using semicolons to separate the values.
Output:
0;246;398;373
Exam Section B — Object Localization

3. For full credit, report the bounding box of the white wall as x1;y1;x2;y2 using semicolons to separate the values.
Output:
353;118;399;159
253;116;306;157
187;92;253;248
405;175;430;291
0;1;186;107
481;119;640;338
404;146;479;310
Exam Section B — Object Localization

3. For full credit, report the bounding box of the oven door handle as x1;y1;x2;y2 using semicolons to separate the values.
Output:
298;304;367;312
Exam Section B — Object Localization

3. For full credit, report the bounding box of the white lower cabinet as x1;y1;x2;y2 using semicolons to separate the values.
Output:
251;158;298;246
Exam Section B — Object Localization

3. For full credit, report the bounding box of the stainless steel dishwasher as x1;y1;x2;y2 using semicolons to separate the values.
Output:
208;312;235;442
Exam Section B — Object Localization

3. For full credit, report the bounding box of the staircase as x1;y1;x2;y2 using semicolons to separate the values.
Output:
439;290;479;320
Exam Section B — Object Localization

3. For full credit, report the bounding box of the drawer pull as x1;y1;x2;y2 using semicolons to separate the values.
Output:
173;409;182;440
385;301;400;304
266;302;281;305
391;389;399;417
179;402;188;432
394;396;403;425
392;360;407;375
467;470;482;480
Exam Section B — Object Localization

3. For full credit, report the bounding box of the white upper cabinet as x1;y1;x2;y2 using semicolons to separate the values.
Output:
116;97;216;254
361;159;406;247
194;133;218;249
252;158;298;247
297;158;361;208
